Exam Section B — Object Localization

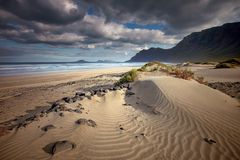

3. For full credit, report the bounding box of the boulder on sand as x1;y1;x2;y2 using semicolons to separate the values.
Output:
43;140;76;155
41;124;56;132
75;118;97;127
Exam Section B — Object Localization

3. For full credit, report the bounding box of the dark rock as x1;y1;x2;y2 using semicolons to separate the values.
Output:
75;118;97;127
43;140;76;155
127;85;132;90
54;108;60;112
87;119;97;127
48;102;60;112
41;124;56;132
209;139;216;143
26;115;38;122
203;138;216;144
113;86;120;90
22;123;28;128
122;83;129;88
75;91;85;96
74;109;82;113
76;118;88;125
93;89;98;95
59;113;64;117
58;105;67;111
126;90;135;96
120;127;124;130
52;102;60;108
62;97;73;103
67;109;73;112
41;110;46;114
96;91;105;97
78;96;85;101
72;96;78;102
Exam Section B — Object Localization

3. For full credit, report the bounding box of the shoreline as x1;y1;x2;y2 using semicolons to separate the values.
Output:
0;67;137;90
0;62;145;77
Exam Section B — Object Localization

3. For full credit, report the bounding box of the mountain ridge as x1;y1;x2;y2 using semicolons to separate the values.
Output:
128;22;240;63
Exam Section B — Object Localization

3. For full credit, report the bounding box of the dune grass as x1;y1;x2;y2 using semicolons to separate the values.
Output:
117;61;207;85
174;68;194;80
116;69;138;85
138;61;194;80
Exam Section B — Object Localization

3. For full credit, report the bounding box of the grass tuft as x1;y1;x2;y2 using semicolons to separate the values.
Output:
138;61;194;80
116;69;138;85
174;68;194;80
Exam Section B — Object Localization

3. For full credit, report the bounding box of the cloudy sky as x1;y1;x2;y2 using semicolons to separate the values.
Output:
0;0;239;62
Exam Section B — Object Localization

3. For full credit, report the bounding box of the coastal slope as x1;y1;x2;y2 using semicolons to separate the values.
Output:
128;22;240;62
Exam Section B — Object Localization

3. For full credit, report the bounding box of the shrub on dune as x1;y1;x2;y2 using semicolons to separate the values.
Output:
117;69;138;85
174;69;194;80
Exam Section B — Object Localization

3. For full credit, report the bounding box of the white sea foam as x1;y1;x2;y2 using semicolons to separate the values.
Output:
0;62;145;76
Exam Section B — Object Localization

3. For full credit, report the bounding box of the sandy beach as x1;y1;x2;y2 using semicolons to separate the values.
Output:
0;65;240;160
1;1;240;159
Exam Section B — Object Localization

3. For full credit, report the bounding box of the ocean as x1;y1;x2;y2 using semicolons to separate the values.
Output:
0;62;145;76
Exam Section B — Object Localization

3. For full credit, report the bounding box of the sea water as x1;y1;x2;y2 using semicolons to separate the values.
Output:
0;62;145;76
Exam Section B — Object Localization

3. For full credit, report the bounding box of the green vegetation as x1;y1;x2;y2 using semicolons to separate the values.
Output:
137;61;194;80
117;60;212;85
138;61;176;73
174;68;194;80
117;69;138;85
138;61;167;71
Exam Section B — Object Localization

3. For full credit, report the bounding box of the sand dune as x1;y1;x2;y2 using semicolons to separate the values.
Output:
0;76;239;160
181;64;240;82
195;68;240;82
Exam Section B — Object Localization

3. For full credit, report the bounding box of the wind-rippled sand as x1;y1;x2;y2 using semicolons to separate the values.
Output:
0;76;239;160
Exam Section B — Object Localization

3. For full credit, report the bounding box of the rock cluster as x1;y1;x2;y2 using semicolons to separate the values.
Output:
208;82;240;99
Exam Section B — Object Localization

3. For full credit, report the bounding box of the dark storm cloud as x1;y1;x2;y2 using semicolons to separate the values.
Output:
85;0;240;34
0;0;86;25
0;10;178;48
0;0;239;50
